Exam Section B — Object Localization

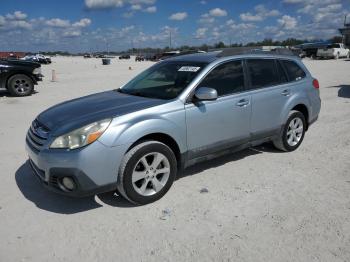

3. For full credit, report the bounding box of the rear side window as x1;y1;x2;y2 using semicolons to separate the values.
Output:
246;59;280;89
200;60;244;96
281;60;306;81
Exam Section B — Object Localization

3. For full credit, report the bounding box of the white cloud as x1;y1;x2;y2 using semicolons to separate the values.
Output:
169;12;188;21
6;11;27;20
73;18;92;27
198;8;227;24
198;13;215;24
46;18;71;28
282;0;304;3
84;0;156;9
240;13;264;22
143;6;157;13
85;0;124;9
63;30;82;37
195;27;208;39
209;8;227;17
240;5;280;22
278;15;298;30
0;16;5;26
131;4;142;10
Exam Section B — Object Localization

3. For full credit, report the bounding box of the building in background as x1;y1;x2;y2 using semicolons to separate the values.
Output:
0;52;26;59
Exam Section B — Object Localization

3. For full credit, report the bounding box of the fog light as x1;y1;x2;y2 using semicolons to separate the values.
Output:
61;177;76;191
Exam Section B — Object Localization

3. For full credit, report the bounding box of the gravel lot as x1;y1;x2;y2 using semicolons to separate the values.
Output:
0;57;349;262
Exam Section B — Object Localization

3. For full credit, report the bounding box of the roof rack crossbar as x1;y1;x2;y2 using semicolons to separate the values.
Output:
216;47;296;58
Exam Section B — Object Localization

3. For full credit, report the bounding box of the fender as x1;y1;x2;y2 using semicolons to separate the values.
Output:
99;105;187;154
279;91;311;125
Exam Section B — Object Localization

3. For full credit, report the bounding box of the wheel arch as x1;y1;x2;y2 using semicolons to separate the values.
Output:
280;95;311;131
291;104;309;129
126;132;183;171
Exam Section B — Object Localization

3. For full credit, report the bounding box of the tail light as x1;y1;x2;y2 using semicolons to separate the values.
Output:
312;79;320;89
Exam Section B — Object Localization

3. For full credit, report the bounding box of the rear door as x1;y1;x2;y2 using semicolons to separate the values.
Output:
245;58;291;139
185;60;251;159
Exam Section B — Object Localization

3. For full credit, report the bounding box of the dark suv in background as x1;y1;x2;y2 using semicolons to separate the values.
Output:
0;59;43;96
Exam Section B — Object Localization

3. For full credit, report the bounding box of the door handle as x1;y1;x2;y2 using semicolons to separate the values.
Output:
281;89;291;96
236;99;250;107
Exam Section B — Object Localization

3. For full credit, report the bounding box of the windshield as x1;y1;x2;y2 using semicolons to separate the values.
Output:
119;61;207;100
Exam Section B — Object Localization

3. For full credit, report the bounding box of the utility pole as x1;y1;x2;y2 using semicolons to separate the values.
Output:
169;30;172;49
344;14;348;26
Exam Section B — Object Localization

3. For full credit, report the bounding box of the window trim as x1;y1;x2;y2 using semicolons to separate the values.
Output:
275;59;289;84
186;59;247;103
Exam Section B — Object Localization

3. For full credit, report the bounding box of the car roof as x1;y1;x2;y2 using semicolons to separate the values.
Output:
165;49;299;64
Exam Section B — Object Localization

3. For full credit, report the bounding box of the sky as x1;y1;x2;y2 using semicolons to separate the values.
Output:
0;0;349;52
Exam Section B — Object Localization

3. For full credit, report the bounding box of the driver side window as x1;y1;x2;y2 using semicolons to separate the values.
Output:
199;60;244;97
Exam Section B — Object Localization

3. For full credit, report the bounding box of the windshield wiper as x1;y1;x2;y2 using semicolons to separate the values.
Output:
116;88;153;98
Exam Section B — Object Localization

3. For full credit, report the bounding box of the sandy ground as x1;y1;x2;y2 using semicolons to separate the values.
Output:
0;56;349;262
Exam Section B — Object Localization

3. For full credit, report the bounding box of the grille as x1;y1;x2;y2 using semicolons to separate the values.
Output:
49;176;60;189
26;120;50;153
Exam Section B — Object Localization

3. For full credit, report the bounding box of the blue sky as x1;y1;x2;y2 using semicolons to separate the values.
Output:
0;0;349;52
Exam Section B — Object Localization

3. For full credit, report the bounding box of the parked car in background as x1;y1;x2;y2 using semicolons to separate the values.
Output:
84;54;93;58
317;43;350;59
95;54;106;58
135;55;145;62
22;54;51;64
25;51;321;205
119;54;131;60
0;59;43;96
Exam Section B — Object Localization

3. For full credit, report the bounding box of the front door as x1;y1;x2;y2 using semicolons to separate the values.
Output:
185;60;251;159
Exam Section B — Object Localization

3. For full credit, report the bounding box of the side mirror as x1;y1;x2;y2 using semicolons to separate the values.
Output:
194;87;218;101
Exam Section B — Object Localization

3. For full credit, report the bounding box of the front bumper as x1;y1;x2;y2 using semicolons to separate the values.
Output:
33;73;44;83
25;139;130;197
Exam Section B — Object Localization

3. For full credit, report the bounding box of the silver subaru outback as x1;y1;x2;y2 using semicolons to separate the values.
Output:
26;51;321;205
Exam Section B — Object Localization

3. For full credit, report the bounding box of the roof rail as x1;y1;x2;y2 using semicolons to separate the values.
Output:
216;47;297;57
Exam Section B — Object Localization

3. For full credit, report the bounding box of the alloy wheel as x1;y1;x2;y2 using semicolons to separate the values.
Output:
132;152;170;196
286;117;304;147
12;78;31;94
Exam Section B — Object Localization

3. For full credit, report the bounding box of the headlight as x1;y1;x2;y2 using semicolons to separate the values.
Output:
33;67;41;74
50;119;112;150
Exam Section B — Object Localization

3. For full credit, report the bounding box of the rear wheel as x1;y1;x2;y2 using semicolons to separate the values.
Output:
7;74;34;97
273;110;306;152
117;141;177;205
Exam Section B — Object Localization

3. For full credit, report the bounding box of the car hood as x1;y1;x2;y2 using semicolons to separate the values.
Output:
37;90;167;136
2;59;41;68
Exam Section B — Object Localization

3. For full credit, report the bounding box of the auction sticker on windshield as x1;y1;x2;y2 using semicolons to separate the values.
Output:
178;66;201;72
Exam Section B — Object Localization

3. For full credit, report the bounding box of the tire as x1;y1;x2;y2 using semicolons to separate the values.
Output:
7;74;34;97
273;110;306;152
117;141;177;205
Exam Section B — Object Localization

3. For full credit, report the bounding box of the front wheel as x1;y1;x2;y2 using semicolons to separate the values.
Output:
7;74;34;97
117;141;177;205
273;110;306;152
